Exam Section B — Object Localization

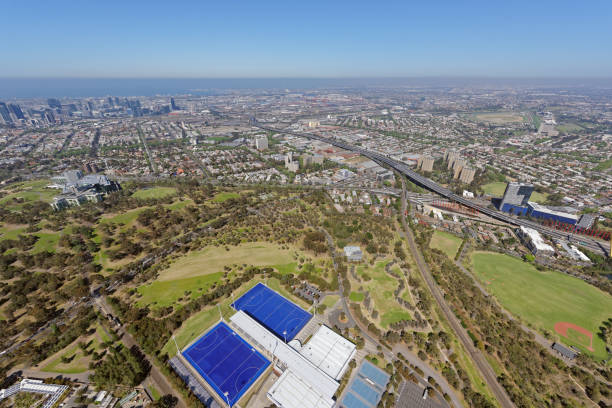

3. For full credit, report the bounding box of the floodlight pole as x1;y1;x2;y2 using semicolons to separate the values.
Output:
218;304;223;321
224;391;231;408
283;330;287;344
172;335;180;356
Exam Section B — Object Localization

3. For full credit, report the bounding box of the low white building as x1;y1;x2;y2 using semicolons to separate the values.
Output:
297;325;356;380
517;226;554;256
343;246;363;262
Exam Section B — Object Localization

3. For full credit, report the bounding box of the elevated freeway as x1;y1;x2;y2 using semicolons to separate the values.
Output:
253;121;608;256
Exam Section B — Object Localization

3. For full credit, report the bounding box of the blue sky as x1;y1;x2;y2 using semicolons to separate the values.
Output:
2;0;611;78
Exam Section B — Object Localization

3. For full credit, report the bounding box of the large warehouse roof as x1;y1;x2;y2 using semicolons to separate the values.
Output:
230;311;339;399
267;370;335;408
299;325;356;380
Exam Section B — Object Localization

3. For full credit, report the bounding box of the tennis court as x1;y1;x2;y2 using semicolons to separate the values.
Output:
183;322;270;407
340;361;390;408
232;282;312;340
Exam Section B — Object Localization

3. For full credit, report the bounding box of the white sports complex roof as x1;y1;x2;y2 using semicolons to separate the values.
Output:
230;311;339;399
267;370;334;408
298;325;356;380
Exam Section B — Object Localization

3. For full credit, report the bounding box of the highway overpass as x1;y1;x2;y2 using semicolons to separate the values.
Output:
253;121;608;256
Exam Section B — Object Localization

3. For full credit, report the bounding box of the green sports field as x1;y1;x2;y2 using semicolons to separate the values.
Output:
430;230;462;259
470;251;612;360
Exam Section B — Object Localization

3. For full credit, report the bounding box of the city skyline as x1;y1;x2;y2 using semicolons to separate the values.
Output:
2;0;612;78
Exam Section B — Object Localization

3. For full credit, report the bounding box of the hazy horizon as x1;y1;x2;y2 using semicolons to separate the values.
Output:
2;76;612;99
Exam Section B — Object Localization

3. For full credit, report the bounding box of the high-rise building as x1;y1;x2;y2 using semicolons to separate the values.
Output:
8;103;25;120
499;182;534;215
170;98;178;111
445;152;460;170
417;156;434;172
255;135;268;150
459;167;475;184
285;152;299;172
0;102;13;124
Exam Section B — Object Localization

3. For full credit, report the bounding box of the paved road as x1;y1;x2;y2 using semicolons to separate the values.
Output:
253;121;607;256
400;180;515;408
94;296;188;408
321;228;460;408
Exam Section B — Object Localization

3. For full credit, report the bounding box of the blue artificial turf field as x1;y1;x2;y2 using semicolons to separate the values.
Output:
183;322;270;407
232;283;312;341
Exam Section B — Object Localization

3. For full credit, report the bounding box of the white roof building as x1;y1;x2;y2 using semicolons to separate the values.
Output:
518;226;554;254
230;311;339;404
267;370;334;408
298;325;356;381
343;246;363;262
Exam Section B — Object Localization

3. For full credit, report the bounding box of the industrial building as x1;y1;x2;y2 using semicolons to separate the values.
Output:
498;182;534;215
527;202;579;225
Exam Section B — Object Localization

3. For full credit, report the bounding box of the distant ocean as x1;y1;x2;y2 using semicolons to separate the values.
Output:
0;77;611;99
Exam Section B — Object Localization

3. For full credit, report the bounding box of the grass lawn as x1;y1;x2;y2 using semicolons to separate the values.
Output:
349;292;364;302
0;224;26;241
137;272;223;308
96;322;112;343
355;260;412;328
430;230;462;259
482;182;507;197
161;278;264;356
149;385;161;401
157;242;294;281
132;186;177;199
380;310;412;328
0;179;55;210
212;191;240;203
322;295;339;308
165;198;193;211
474;112;525;124
556;123;583;133
100;207;150;226
470;251;612;360
31;232;60;253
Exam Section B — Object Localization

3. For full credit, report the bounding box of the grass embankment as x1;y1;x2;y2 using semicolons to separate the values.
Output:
41;323;110;374
429;230;462;259
354;260;411;328
470;251;612;360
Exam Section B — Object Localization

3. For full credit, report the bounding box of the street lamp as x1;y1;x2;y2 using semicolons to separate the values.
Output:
224;391;231;408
